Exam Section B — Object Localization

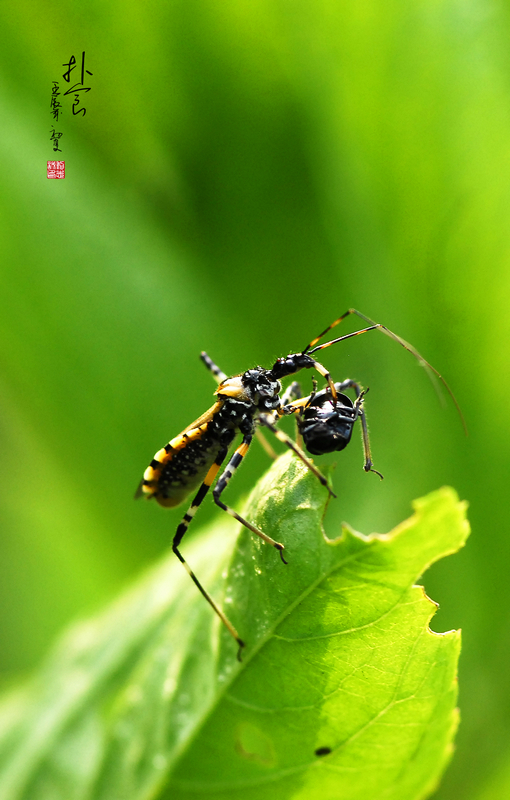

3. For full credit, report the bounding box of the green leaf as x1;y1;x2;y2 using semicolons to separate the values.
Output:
0;451;469;800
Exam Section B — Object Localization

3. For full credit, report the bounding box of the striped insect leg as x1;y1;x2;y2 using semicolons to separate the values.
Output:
200;351;227;383
308;358;338;401
172;446;246;659
212;435;287;563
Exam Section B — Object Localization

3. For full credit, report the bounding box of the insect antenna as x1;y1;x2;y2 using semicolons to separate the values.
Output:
305;309;467;435
301;308;362;354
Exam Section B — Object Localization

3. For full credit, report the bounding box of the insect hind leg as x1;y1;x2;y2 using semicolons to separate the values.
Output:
172;446;246;659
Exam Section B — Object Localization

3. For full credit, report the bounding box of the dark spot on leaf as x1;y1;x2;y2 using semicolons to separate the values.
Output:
315;746;332;756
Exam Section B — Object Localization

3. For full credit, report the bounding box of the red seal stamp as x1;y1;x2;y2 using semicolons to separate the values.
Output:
47;161;65;179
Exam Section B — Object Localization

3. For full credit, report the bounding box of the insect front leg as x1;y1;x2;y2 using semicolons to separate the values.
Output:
212;433;287;563
256;381;303;459
258;413;336;499
172;446;246;658
279;380;305;447
309;360;339;401
280;380;302;406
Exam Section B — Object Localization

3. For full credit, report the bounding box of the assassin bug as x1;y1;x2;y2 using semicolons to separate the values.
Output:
137;309;463;659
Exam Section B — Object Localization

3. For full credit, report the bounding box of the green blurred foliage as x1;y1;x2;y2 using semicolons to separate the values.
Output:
0;1;508;798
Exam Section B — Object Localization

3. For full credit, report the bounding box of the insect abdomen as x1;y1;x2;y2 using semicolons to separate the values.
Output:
139;398;253;507
155;436;225;507
141;429;224;507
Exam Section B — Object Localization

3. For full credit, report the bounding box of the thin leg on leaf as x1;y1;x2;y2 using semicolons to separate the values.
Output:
172;447;245;658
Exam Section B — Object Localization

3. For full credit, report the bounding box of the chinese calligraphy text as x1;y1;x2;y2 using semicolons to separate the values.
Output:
62;51;93;116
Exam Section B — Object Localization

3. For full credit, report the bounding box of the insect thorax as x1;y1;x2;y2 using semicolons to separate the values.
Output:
218;368;282;412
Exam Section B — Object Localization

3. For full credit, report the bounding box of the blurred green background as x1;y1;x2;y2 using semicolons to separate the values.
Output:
0;1;509;797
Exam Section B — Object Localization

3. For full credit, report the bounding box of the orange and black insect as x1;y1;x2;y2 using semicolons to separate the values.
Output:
137;309;463;658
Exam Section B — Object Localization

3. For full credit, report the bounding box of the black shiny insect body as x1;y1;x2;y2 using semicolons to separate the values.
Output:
298;386;357;455
294;378;383;479
138;309;463;658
